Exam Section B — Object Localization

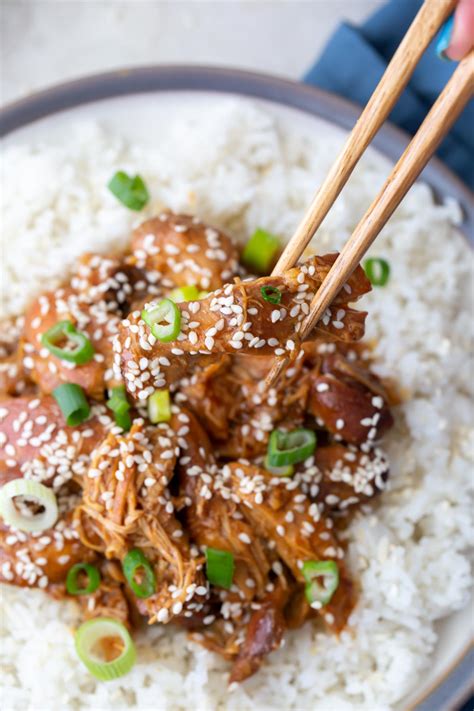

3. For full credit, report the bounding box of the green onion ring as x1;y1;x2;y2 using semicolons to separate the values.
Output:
267;428;316;467
122;548;156;599
141;299;181;343
302;560;339;606
66;563;101;596
261;286;282;305
41;320;95;365
0;479;58;533
263;454;294;477
74;617;136;681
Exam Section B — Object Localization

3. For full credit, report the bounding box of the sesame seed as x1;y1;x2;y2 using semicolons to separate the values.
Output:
157;608;170;623
272;561;283;575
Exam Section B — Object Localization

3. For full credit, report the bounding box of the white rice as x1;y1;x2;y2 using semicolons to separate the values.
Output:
1;100;473;711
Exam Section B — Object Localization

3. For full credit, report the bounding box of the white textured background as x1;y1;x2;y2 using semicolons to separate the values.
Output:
1;0;383;105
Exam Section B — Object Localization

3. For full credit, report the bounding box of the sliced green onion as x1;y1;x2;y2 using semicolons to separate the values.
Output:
75;617;136;681
41;320;94;365
107;386;129;417
261;285;282;305
107;385;131;431
241;228;280;274
147;389;171;424
363;258;390;287
205;548;234;589
264;454;294;477
169;285;201;303
107;171;149;211
66;563;101;596
302;560;339;606
267;428;316;467
52;383;90;426
141;298;181;343
122;548;156;599
112;411;131;431
0;479;58;532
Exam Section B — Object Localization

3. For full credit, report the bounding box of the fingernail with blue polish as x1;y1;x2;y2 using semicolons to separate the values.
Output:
436;15;454;61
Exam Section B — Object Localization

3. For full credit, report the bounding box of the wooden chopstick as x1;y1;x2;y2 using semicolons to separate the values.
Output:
271;0;457;276
267;49;474;387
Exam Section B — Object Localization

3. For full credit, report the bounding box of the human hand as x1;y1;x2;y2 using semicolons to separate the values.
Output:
437;0;474;60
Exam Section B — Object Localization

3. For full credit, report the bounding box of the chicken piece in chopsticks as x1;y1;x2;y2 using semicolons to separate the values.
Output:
116;253;371;401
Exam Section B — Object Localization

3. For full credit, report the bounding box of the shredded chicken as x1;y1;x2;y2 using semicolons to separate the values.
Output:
225;462;356;634
176;408;272;600
75;419;208;624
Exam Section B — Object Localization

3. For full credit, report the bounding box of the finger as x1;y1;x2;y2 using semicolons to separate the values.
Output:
447;0;474;60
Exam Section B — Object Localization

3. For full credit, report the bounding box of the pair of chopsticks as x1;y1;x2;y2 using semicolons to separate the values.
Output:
267;0;473;387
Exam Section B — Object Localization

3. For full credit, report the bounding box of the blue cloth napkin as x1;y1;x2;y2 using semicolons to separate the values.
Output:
304;0;474;189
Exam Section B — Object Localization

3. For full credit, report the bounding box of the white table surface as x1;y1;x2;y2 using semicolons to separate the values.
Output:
1;0;383;106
